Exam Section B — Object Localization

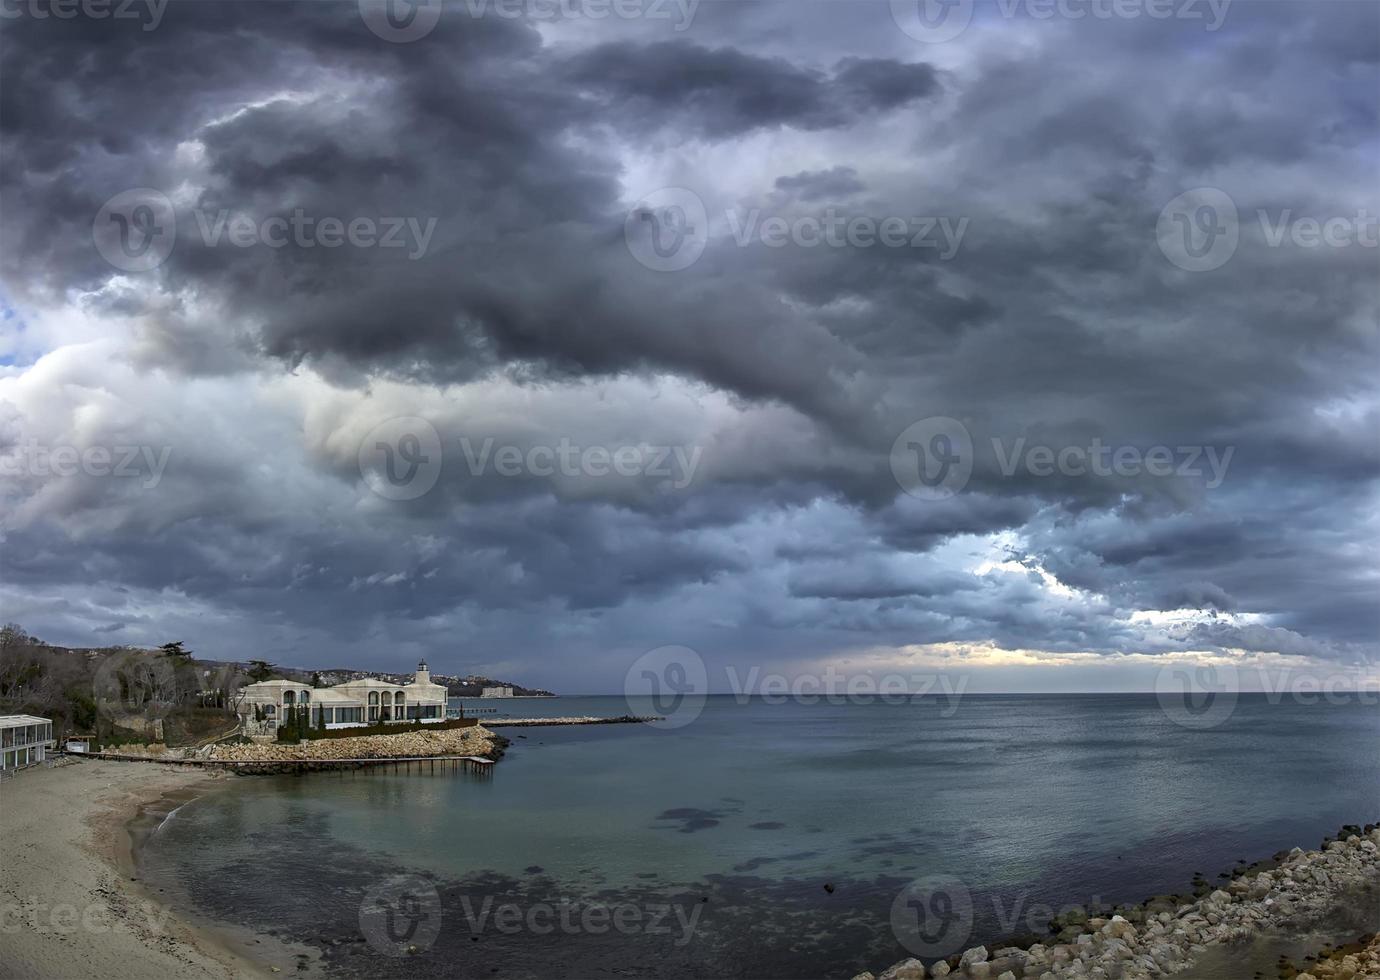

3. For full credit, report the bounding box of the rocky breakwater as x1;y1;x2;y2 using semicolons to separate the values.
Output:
857;825;1380;980
1291;933;1380;979
205;725;505;774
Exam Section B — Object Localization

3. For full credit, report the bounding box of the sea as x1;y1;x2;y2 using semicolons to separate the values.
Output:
137;693;1380;978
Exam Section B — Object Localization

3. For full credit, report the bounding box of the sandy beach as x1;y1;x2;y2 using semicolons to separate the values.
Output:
0;758;302;980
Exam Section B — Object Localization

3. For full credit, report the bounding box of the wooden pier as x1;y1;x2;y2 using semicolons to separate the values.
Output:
486;715;661;727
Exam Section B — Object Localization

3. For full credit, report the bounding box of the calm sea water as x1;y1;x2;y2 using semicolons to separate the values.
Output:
140;695;1379;978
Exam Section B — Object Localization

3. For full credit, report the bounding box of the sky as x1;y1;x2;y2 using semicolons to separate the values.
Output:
0;0;1376;694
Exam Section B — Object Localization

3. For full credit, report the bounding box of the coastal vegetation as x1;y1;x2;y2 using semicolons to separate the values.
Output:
274;709;479;743
0;623;239;746
0;620;544;749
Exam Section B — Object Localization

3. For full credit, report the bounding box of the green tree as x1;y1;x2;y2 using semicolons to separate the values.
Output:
277;705;301;744
247;660;276;683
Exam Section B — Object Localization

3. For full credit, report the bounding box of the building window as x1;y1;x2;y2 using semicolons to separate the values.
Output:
284;691;295;706
300;690;310;703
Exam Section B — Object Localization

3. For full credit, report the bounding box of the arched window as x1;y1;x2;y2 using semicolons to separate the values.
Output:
283;691;295;706
368;691;379;721
300;690;310;703
381;691;392;705
396;692;406;719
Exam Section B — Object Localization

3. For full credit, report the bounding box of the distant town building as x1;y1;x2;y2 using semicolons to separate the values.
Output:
236;661;448;734
480;686;514;698
1;715;55;772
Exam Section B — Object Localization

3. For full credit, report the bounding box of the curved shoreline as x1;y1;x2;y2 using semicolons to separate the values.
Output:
0;758;296;980
124;775;324;977
5;757;1375;980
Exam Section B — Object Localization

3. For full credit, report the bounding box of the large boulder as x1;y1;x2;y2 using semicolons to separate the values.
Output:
960;946;989;967
1101;916;1136;941
878;959;926;980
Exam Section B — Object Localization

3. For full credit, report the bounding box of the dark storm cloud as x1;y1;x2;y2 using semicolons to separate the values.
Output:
561;41;940;137
774;166;866;202
0;1;1375;680
787;563;979;601
878;495;1039;554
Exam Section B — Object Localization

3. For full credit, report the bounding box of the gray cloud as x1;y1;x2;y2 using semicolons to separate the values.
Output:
561;42;940;137
0;0;1375;687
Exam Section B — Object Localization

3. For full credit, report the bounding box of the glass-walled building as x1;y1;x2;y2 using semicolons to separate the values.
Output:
0;715;56;772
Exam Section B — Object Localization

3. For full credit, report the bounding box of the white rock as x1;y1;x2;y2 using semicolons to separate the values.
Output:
960;947;990;966
878;960;925;980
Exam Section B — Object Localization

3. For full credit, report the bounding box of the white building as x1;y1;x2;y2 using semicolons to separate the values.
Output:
480;686;514;698
1;715;55;772
236;661;448;734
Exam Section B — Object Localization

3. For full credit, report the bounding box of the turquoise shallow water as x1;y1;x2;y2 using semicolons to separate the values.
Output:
141;694;1380;978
